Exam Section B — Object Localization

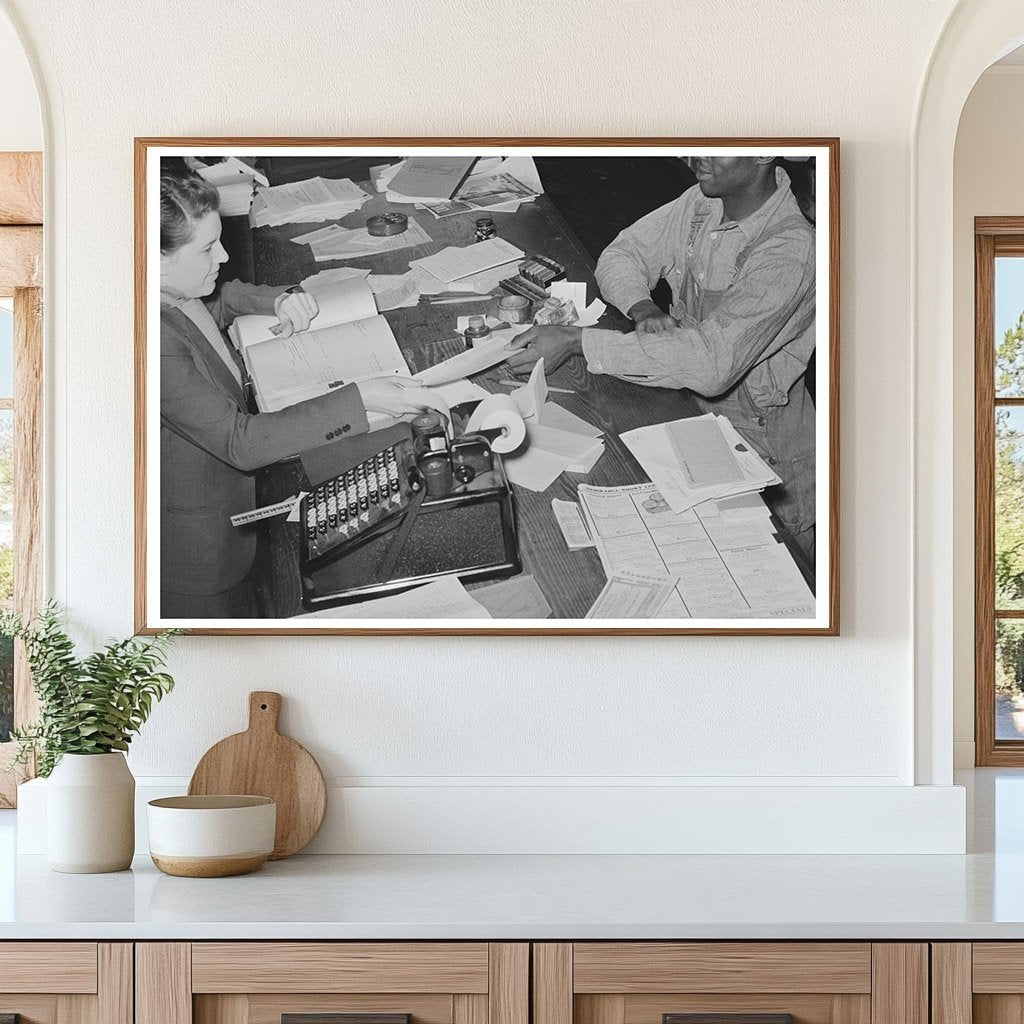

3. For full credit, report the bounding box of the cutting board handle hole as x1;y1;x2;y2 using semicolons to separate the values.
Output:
260;703;268;710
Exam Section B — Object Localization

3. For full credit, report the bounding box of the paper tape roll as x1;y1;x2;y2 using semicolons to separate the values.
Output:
366;213;409;236
465;394;526;454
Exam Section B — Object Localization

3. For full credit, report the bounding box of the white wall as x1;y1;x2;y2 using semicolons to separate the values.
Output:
0;0;975;852
0;9;39;152
952;65;1024;767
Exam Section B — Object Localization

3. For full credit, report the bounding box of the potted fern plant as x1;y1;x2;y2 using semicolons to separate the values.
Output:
2;603;179;873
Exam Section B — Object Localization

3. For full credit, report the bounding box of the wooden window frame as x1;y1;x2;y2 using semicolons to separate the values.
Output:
0;151;43;806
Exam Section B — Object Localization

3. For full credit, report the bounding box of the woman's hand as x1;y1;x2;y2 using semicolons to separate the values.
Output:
273;289;319;338
628;299;677;335
504;325;584;375
356;377;446;418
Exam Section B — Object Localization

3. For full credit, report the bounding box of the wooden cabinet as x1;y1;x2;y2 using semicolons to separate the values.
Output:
0;943;132;1024
532;944;928;1024
931;943;1024;1024
136;944;528;1024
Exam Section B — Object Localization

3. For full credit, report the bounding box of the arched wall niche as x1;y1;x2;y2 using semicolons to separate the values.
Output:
914;1;1024;785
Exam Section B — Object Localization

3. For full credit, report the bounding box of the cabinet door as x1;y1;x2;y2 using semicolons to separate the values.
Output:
0;943;131;1024
942;943;1024;1024
137;943;528;1024
533;944;927;1024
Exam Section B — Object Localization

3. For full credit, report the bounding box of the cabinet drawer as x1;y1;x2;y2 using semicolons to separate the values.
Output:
0;943;130;1024
0;942;98;993
140;942;528;1024
571;944;872;994
191;943;491;994
534;943;925;1024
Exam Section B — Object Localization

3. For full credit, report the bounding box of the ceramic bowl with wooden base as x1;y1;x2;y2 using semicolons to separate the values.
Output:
147;795;276;877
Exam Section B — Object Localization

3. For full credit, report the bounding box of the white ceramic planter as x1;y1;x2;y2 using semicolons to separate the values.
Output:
46;752;135;873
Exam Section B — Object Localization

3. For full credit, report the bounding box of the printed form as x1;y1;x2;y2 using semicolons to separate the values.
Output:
577;481;815;619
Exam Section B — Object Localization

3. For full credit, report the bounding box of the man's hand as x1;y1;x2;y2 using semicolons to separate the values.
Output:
628;299;677;336
273;289;319;338
504;325;584;375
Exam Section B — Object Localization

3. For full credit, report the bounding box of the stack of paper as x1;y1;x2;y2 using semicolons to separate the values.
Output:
619;413;781;515
386;156;477;204
250;176;371;227
408;238;525;283
197;157;269;216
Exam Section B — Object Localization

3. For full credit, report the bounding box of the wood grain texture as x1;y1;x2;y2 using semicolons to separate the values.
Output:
13;286;43;725
0;226;41;294
576;995;626;1024
136;943;192;1024
97;945;133;1024
191;943;489;994
195;994;248;1024
242;994;451;1024
134;136;839;637
0;943;97;993
57;991;95;1024
533;944;572;1024
931;945;971;1024
0;153;42;225
870;945;927;1024
623;995;870;1024
454;994;487;1024
971;944;1024;991
573;944;871;994
488;944;528;1024
188;691;326;858
974;995;1024;1024
976;230;998;765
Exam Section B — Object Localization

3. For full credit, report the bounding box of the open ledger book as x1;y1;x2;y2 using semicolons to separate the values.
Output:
227;279;408;412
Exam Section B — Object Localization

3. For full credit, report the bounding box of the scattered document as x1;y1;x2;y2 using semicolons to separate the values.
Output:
620;413;781;514
296;575;492;620
510;359;548;420
501;444;573;492
408;238;525;283
300;266;372;291
539;402;603;438
470;575;552;619
577;482;814;620
304;217;433;262
551;499;595;550
412;331;518;386
251;176;370;227
576;297;607;327
370;161;403;192
526;423;604;474
429;379;491;407
386;156;477;203
585;570;679;619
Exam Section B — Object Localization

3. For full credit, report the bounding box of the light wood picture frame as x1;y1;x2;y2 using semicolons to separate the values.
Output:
135;138;839;636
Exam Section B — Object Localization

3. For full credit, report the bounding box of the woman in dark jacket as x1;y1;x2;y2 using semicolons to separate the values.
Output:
159;169;426;619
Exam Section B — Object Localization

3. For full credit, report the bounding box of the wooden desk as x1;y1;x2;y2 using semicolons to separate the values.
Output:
242;181;809;619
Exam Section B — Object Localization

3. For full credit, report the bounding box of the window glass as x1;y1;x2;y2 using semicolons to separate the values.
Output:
997;620;1024;740
996;407;1024;610
996;256;1024;397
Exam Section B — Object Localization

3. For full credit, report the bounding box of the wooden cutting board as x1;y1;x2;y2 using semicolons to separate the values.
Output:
188;691;326;859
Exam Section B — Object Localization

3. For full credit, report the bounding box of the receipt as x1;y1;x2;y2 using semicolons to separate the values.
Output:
585;571;679;619
551;499;595;550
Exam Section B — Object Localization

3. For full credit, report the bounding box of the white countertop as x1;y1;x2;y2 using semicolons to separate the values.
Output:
0;849;1022;940
1;769;1021;941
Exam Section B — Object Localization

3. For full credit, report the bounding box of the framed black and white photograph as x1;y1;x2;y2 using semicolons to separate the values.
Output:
135;138;839;635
